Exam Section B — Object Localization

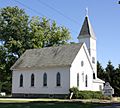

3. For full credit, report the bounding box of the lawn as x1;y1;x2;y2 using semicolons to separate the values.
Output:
0;98;115;108
0;102;106;108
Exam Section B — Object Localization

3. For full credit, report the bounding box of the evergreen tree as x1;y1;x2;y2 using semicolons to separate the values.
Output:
97;61;105;80
105;61;115;87
112;64;120;96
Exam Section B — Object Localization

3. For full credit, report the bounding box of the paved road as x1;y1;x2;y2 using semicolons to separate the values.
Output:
97;103;120;108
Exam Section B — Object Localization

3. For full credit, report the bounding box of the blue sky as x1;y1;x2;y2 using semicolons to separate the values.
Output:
0;0;120;68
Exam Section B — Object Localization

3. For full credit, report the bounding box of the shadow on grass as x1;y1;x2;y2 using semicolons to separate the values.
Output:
0;101;118;108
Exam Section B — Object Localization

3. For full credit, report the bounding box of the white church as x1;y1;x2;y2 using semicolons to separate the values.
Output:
11;15;104;98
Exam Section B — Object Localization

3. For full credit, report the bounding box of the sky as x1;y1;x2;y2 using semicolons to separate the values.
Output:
0;0;120;68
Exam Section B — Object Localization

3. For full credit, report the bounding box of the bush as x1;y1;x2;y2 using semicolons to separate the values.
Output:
78;91;103;99
92;91;103;99
69;87;104;99
69;87;79;99
78;91;92;99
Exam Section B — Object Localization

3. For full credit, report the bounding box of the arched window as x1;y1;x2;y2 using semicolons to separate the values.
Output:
20;74;23;87
56;72;61;86
99;85;102;91
43;73;47;86
77;73;79;87
82;72;84;82
93;73;96;79
31;74;34;87
85;75;88;87
92;57;95;64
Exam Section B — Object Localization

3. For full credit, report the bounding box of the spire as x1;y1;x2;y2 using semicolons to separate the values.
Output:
77;15;96;39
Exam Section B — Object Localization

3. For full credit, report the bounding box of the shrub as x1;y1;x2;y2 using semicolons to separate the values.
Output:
92;91;103;99
78;91;103;99
78;91;92;99
69;87;104;99
69;87;79;99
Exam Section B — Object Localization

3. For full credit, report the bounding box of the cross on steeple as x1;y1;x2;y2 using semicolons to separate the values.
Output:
85;8;89;16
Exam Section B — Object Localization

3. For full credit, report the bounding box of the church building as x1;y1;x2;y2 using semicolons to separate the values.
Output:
11;15;104;98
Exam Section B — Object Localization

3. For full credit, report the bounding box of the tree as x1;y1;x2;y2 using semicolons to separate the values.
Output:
97;60;120;96
0;6;30;57
29;16;71;48
112;64;120;96
0;6;71;94
0;46;6;92
0;46;13;93
0;7;71;56
0;6;30;93
105;61;115;87
97;61;105;81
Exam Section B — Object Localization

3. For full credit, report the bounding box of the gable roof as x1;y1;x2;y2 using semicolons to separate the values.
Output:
93;78;105;83
78;16;96;39
11;43;83;70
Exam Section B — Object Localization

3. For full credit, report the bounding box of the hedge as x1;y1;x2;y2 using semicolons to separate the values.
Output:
69;87;104;99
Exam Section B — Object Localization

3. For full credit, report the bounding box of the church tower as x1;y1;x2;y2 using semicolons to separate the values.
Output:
77;15;97;77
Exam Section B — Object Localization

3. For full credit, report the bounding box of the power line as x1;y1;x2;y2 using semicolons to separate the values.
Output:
12;0;79;35
36;0;80;26
13;0;45;17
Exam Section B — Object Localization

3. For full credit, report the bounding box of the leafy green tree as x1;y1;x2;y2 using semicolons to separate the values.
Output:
0;6;30;57
29;17;71;48
0;46;6;92
0;6;71;56
0;6;71;94
0;45;17;93
0;6;30;93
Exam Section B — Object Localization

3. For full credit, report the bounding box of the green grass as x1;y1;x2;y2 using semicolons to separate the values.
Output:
0;102;106;108
0;98;63;103
0;98;114;108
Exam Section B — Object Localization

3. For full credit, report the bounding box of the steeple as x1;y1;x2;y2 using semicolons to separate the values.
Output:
77;16;96;39
77;14;97;76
